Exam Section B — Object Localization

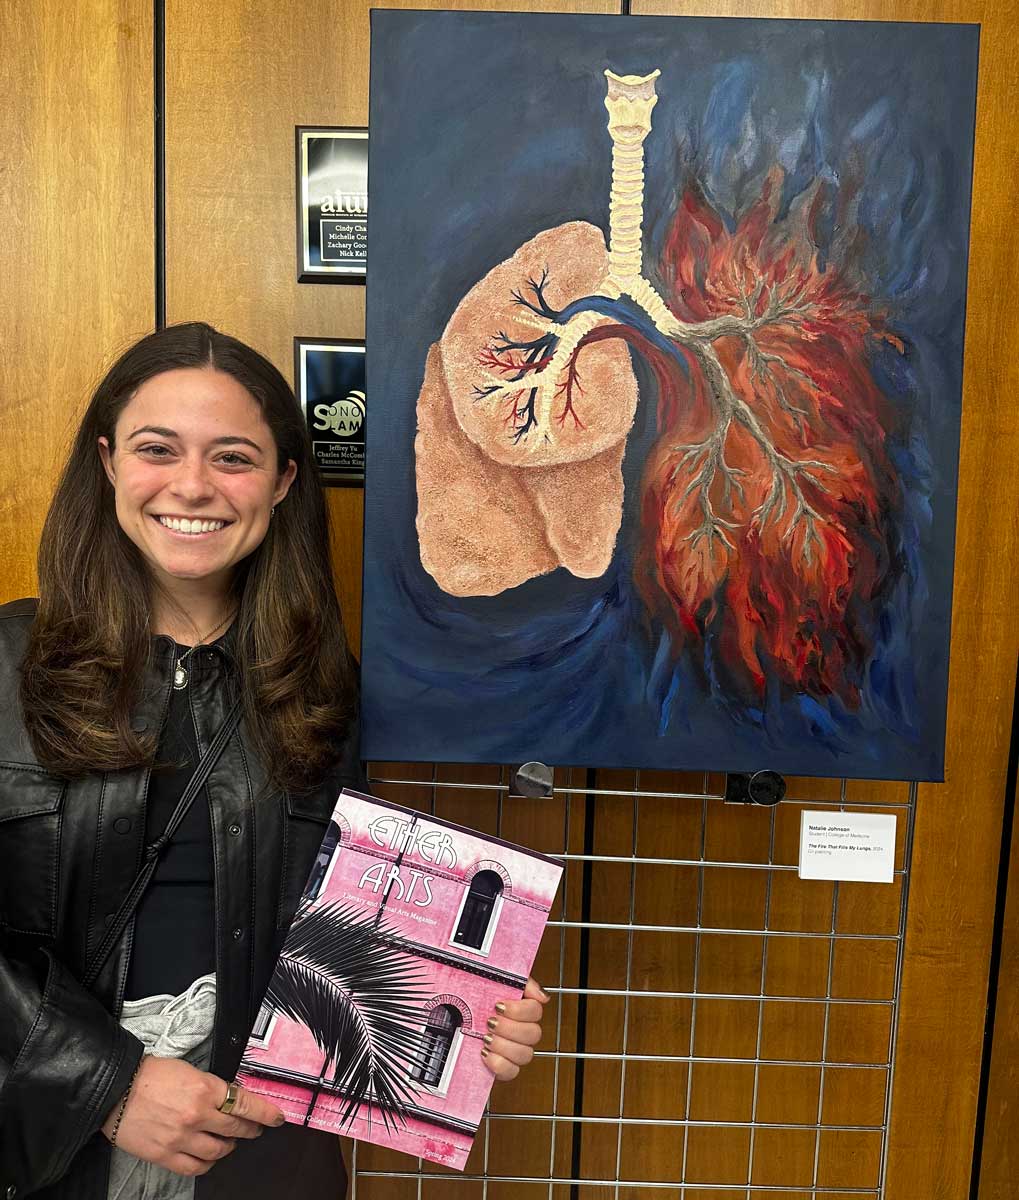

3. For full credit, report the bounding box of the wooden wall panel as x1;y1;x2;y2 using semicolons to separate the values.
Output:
0;0;154;605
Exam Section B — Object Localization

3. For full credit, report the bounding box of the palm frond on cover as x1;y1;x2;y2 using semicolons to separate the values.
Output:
252;899;433;1132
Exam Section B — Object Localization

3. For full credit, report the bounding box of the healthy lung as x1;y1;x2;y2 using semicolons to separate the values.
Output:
416;222;639;597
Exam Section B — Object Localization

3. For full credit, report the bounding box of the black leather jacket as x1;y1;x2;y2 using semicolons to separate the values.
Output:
0;599;364;1198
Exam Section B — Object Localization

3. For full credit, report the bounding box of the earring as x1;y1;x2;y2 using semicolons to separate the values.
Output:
270;506;276;519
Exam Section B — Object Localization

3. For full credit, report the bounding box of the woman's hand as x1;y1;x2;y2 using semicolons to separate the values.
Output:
101;1056;285;1177
481;976;550;1082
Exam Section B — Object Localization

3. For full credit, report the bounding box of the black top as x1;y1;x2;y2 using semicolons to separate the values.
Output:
124;651;216;1000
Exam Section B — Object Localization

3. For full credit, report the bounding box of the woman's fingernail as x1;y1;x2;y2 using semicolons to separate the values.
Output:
538;986;549;1000
274;1115;286;1126
483;1033;494;1046
495;1002;507;1015
480;1048;489;1059
487;1017;499;1032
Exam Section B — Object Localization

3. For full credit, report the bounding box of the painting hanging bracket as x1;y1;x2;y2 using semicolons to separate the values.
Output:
724;771;787;807
511;762;554;799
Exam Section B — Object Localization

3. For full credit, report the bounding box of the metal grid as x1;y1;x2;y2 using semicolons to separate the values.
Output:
349;767;916;1198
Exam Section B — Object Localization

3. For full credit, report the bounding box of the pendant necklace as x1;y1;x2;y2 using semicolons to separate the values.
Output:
172;611;236;691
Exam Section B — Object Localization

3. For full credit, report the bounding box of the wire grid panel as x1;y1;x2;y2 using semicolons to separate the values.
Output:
348;765;916;1200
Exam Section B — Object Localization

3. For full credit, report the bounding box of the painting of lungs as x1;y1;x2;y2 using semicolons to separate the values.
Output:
362;11;979;781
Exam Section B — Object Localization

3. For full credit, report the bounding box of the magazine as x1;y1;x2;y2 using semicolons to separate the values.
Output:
237;788;563;1169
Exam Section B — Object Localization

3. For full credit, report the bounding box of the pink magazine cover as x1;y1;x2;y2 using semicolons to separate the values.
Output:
236;788;563;1169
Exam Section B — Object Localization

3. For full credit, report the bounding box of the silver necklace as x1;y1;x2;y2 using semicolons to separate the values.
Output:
171;612;235;690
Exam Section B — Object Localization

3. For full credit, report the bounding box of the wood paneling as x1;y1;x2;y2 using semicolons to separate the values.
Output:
0;0;154;605
890;0;1015;1189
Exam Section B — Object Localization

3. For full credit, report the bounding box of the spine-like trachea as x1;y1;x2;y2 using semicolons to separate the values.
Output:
603;69;660;287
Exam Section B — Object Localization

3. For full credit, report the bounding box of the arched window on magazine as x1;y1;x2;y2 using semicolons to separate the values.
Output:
302;819;344;902
411;1004;464;1089
452;869;504;952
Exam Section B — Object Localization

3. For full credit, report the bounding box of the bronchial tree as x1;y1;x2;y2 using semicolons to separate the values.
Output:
474;69;903;709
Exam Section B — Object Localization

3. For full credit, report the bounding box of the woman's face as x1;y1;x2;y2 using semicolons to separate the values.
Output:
98;367;297;596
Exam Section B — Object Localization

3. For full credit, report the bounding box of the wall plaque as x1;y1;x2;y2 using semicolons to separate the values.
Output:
295;338;366;485
296;127;368;282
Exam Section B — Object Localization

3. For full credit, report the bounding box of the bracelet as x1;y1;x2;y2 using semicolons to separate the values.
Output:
108;1059;143;1148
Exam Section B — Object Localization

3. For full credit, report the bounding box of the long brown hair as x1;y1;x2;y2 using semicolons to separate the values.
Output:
20;322;357;791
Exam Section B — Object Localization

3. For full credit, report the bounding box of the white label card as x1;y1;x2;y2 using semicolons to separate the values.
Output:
798;810;897;884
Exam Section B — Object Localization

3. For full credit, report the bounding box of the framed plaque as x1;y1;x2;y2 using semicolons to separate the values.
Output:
295;338;366;485
296;127;368;282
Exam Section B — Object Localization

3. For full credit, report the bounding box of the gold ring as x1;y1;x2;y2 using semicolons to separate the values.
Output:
218;1081;239;1115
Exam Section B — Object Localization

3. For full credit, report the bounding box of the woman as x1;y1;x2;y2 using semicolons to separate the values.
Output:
0;323;547;1199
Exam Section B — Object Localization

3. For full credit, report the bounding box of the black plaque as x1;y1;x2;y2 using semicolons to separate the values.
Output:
295;338;366;485
296;127;368;282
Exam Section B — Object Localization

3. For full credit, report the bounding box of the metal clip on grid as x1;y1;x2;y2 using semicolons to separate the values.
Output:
724;769;787;806
511;761;554;798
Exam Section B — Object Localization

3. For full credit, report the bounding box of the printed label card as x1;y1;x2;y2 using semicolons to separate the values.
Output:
238;789;562;1168
798;810;897;883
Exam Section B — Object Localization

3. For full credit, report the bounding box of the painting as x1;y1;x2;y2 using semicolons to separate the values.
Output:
361;11;979;781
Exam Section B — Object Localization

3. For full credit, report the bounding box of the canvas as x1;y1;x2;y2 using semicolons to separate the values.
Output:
361;11;979;781
237;790;562;1168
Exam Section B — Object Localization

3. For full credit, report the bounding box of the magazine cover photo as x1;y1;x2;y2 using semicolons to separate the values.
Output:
237;789;563;1168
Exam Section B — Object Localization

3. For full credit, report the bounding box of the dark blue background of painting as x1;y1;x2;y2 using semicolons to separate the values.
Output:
361;10;978;780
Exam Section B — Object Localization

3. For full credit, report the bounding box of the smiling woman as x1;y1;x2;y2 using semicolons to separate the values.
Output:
97;367;296;612
0;322;547;1200
20;325;345;791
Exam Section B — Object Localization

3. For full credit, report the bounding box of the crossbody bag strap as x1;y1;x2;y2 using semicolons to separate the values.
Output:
82;699;243;990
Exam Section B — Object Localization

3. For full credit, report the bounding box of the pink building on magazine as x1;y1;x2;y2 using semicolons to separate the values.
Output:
237;790;562;1169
